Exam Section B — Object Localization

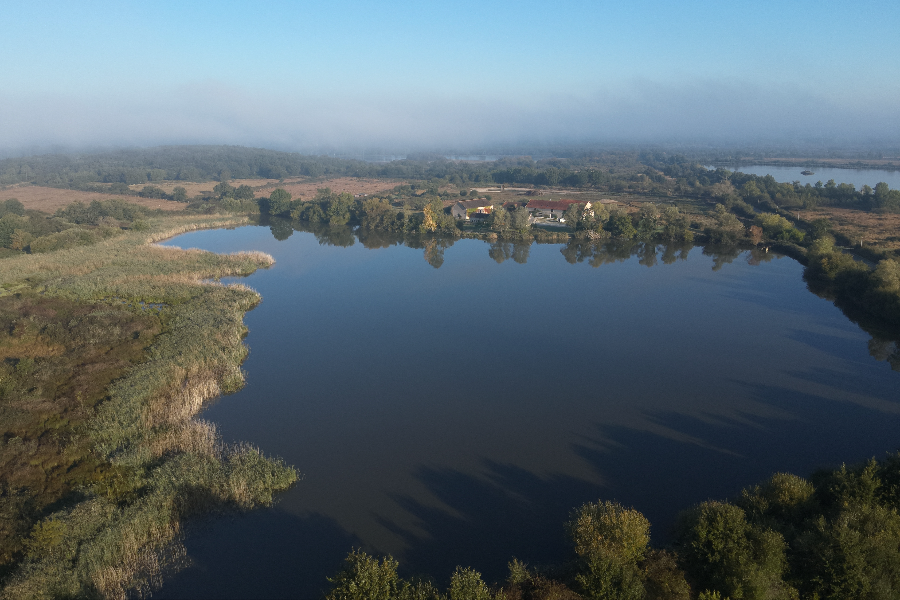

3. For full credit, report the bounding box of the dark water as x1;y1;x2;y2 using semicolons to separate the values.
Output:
157;225;899;599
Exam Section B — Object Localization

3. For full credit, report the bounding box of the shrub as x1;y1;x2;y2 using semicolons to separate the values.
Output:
568;500;650;564
675;501;795;600
754;213;804;243
449;566;492;600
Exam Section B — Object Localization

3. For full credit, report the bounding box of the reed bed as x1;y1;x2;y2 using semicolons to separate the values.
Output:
0;214;297;599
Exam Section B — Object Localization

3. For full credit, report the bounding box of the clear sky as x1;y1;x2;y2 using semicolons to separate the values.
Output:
2;0;899;151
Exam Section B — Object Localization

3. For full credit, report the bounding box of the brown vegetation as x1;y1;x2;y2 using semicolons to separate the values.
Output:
1;185;186;213
0;295;162;571
0;212;297;598
126;179;274;196
807;207;900;251
254;176;400;200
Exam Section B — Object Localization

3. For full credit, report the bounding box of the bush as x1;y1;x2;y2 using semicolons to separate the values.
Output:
754;213;804;243
568;501;650;600
56;199;145;225
568;500;650;564
0;198;25;217
675;501;795;600
29;228;114;254
449;566;492;600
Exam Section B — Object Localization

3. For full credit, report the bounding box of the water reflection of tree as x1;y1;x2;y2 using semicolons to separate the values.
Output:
512;242;530;264
660;243;692;265
357;227;402;250
316;225;356;247
868;338;900;372
268;217;294;241
746;247;777;266
638;243;658;268
559;240;694;268
702;245;743;271
260;221;900;372
422;238;456;269
488;241;531;264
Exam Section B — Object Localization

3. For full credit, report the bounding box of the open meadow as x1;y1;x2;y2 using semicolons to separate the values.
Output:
1;185;187;213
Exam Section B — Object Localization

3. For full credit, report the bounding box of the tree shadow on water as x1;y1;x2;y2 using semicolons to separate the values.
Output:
376;462;603;586
572;378;900;546
370;374;900;586
154;508;359;600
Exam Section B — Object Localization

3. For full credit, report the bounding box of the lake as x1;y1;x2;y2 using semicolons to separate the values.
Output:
157;225;900;599
705;164;900;190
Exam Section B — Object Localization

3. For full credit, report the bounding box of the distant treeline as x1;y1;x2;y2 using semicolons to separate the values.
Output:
326;453;900;600
646;157;900;212
2;146;899;212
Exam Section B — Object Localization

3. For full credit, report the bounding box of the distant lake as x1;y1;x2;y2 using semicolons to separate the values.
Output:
157;225;900;599
705;164;900;190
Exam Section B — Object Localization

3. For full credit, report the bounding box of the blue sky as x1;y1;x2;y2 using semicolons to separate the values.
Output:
2;0;899;151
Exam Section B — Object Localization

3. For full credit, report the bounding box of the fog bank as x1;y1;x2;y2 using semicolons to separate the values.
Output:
2;79;897;155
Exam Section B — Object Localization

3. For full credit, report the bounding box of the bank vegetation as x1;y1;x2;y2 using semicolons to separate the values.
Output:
327;454;900;600
0;210;297;598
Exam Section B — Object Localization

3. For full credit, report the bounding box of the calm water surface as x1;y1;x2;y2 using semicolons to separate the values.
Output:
705;164;900;189
157;226;899;599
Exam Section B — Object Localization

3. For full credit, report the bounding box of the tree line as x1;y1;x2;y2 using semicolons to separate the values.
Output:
3;146;898;213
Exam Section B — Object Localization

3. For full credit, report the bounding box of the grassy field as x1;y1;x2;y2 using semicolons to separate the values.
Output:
125;176;403;201
1;185;187;213
803;207;900;252
0;212;297;599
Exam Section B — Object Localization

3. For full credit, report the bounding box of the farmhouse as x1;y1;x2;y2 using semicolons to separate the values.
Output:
451;199;493;220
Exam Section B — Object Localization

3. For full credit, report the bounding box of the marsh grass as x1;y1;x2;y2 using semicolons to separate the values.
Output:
0;213;298;598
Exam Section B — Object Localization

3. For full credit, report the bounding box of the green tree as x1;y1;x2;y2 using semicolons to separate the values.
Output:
0;198;25;216
563;203;583;230
422;197;445;233
449;566;493;600
265;188;292;216
808;218;831;240
675;501;795;600
707;204;744;244
874;182;890;207
661;206;693;242
325;192;354;226
234;184;255;201
213;182;235;199
584;204;611;232
567;500;651;600
636;204;661;239
604;211;637;239
326;549;401;600
754;213;804;242
643;550;691;600
490;204;510;232
510;206;531;231
172;186;188;203
798;503;900;600
739;472;815;533
872;259;900;296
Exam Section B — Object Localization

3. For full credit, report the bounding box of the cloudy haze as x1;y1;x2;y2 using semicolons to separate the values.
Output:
3;0;899;153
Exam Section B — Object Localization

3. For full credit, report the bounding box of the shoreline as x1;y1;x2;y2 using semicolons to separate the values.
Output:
0;213;298;599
